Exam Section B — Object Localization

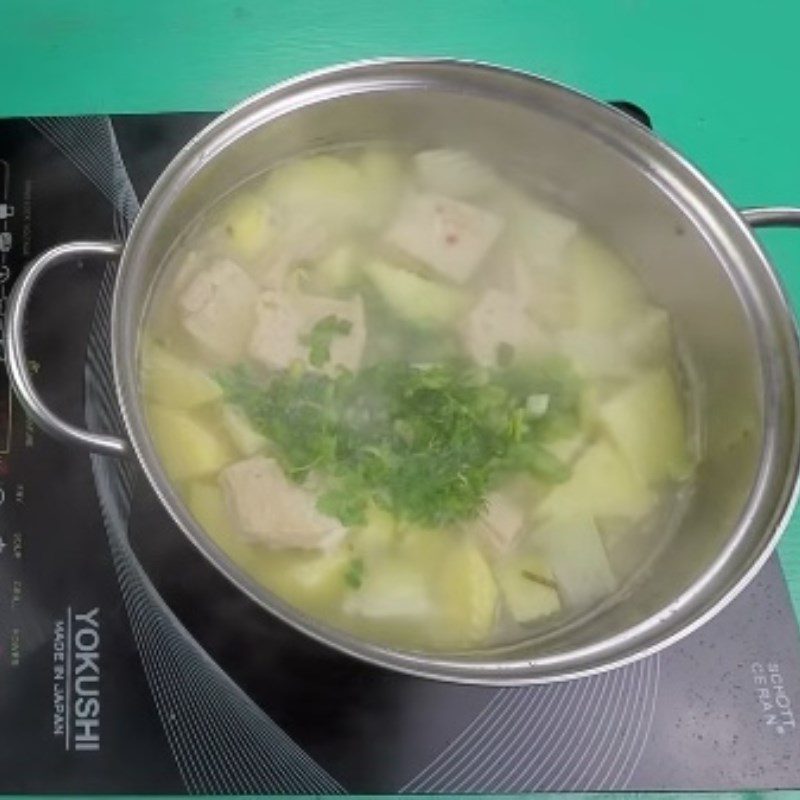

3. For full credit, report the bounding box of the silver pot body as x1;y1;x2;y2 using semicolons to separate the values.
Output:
8;60;800;684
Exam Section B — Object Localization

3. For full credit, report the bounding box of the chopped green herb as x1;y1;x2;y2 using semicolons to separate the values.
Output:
218;357;577;528
300;314;353;367
317;479;369;527
345;557;365;589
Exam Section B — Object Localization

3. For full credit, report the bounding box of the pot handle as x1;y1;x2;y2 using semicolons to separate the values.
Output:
741;207;800;228
6;241;130;457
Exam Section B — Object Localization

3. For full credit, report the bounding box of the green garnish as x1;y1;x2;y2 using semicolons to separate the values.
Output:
344;557;365;589
219;357;580;528
300;314;353;367
317;479;370;527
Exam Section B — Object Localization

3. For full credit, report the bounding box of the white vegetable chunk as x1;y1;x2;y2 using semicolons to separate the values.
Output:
265;154;365;227
171;250;205;297
344;560;432;621
220;456;344;550
178;259;257;364
557;329;635;379
534;514;618;608
620;306;672;366
512;258;573;330
363;258;464;329
557;304;673;379
495;553;561;623
358;148;406;228
475;492;525;555
461;288;551;366
502;194;579;273
413;149;497;198
248;291;366;372
385;191;503;284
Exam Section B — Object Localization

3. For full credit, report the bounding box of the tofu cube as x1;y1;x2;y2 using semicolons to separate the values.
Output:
220;456;344;550
247;291;305;370
385;191;503;284
461;288;551;366
248;291;366;372
179;259;257;364
297;294;366;372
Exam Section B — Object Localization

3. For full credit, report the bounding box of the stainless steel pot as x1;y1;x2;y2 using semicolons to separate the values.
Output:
7;60;800;685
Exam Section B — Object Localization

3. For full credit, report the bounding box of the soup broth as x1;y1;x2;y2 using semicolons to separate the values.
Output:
140;146;695;651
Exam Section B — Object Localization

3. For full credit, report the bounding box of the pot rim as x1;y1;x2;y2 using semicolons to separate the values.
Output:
110;58;800;685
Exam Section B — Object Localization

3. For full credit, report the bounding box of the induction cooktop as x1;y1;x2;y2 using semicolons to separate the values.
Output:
0;110;798;794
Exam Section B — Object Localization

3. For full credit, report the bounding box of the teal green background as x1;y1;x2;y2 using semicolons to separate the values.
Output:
2;2;800;796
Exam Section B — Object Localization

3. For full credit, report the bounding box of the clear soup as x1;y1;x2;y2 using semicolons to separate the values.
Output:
140;146;695;651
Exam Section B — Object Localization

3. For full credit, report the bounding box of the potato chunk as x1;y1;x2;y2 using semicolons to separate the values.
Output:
220;192;278;260
148;406;233;480
537;440;653;523
567;235;645;331
599;367;691;485
141;343;222;409
437;541;498;646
